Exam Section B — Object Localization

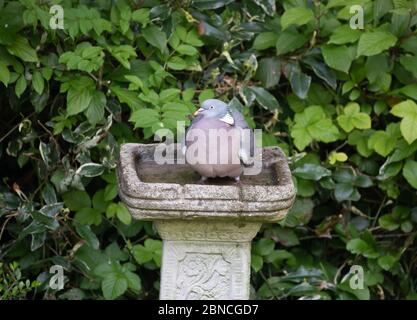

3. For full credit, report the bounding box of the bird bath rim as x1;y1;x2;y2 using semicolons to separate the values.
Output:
117;143;295;222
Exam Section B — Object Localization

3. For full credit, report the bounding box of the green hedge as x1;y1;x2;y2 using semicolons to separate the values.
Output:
1;0;417;300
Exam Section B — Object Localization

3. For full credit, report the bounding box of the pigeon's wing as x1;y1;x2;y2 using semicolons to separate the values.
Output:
231;110;255;166
181;114;204;155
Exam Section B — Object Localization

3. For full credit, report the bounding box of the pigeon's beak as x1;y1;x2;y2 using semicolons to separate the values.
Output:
193;108;204;116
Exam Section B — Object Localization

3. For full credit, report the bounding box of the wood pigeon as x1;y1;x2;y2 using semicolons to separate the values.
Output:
182;99;254;182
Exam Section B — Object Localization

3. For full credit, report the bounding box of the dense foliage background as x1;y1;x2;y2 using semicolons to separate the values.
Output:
1;0;417;300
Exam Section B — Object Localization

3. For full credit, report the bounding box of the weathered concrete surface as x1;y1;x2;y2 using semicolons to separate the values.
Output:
118;143;295;222
117;143;295;300
155;220;261;300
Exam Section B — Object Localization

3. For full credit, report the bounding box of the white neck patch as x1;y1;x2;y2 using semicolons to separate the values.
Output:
219;112;235;125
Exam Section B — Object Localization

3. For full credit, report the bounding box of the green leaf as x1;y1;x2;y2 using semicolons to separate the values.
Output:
251;254;263;272
328;25;361;44
116;203;131;225
322;45;355;73
67;86;93;116
104;184;118;201
167;56;187;70
379;214;399;231
357;31;397;57
132;239;162;266
85;91;106;125
248;87;279;110
289;69;311;100
391;100;417;144
32;210;59;230
293;164;331;180
0;61;10;86
32;70;44;95
125;270;141;292
368;124;400;157
63;190;91;211
175;44;198;56
400;55;417;77
6;36;38;62
378;255;396;271
75;207;102;226
111;85;143;110
131;8;150;26
291;105;340;150
255;57;281;88
403;160;417;189
129;108;160;128
276;29;308;55
192;0;234;10
15;75;27;97
142;26;167;52
102;272;128;300
75;223;99;249
346;238;378;258
334;183;358;202
281;7;314;30
253;32;278;50
337;102;371;132
253;238;275;256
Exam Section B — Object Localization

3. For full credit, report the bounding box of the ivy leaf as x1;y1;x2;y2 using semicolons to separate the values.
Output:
281;7;314;30
391;100;417;144
357;31;397;57
337;102;371;132
76;163;104;177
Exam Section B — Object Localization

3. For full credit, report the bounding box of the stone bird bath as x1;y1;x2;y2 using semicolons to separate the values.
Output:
117;143;295;300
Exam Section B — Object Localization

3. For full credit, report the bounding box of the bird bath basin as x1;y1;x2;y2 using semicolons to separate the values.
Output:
117;143;295;299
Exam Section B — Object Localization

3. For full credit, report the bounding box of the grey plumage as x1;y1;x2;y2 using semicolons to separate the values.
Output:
182;99;254;180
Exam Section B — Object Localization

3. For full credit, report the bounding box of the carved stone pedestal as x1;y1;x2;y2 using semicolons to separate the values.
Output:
117;143;295;300
155;220;260;300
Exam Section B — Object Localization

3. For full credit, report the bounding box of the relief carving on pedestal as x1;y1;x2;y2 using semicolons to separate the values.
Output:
176;253;230;299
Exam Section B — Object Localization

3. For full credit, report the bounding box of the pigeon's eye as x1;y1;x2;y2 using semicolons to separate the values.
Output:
209;105;214;109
